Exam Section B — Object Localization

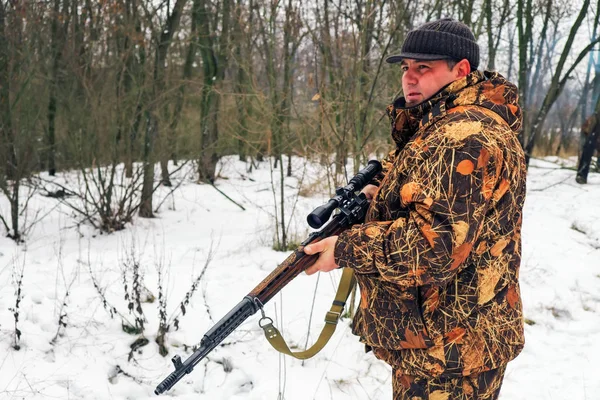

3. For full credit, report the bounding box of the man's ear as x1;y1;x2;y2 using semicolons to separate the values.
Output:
455;59;471;78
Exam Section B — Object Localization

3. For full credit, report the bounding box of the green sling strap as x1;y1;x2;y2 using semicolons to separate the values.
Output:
259;267;357;360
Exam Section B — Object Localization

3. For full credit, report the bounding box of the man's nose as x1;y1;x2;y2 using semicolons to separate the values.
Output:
403;69;417;85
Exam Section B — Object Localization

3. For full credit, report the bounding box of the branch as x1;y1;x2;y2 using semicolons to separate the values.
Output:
558;36;600;90
209;183;246;211
0;212;10;233
360;22;402;150
153;160;193;213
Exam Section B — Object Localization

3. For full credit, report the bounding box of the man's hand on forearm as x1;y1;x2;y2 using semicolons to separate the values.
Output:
303;236;339;275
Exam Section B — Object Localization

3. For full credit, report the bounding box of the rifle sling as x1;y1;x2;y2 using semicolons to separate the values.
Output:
260;267;356;360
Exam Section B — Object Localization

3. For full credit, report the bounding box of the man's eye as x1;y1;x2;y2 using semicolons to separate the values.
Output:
418;65;429;70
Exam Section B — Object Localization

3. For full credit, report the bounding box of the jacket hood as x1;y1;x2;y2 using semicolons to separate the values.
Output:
450;70;522;133
387;71;522;148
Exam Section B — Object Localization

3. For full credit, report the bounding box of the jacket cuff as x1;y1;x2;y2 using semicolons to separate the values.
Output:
334;222;390;274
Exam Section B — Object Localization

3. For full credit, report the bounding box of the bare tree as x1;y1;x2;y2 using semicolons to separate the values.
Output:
46;0;71;176
138;0;187;218
517;0;534;148
0;1;41;241
484;0;512;70
195;0;233;183
523;0;600;164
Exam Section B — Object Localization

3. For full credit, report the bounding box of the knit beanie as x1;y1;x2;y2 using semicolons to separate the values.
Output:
386;18;480;71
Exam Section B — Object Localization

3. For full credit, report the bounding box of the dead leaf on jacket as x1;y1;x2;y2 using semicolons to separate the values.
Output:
401;182;420;205
451;221;469;247
478;266;501;305
423;286;440;313
456;159;475;175
461;334;485;373
444;121;482;141
360;287;369;309
490;238;509;257
475;240;488;255
427;342;445;363
508;103;519;116
364;226;381;239
483;83;505;105
444;327;466;344
493;178;510;201
450;242;473;270
395;370;414;389
506;285;520;309
421;223;439;247
462;379;475;395
400;327;427;349
482;173;495;200
423;197;434;208
477;148;490;169
396;110;409;131
429;390;451;400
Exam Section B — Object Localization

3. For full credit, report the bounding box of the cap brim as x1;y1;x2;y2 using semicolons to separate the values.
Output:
385;52;452;64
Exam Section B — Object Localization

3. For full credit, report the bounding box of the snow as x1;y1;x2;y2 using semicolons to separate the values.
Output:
1;155;599;400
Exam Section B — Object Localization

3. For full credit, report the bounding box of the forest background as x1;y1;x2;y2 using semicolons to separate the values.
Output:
1;0;600;245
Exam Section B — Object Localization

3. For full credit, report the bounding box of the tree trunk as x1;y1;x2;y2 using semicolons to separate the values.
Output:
124;0;145;178
198;87;220;183
526;0;552;105
47;0;69;176
0;2;16;181
196;0;231;183
166;25;196;167
354;0;375;174
139;0;187;217
485;0;511;71
139;111;156;217
10;178;19;241
233;0;253;162
580;0;600;127
117;0;140;178
517;0;533;148
0;3;19;240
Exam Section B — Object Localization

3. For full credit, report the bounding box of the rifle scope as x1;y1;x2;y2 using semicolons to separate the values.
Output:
307;160;382;229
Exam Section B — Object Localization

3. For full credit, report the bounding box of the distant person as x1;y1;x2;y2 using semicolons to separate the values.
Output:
304;18;526;399
576;113;600;184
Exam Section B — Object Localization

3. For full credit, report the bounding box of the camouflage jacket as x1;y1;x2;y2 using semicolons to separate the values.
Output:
334;71;526;378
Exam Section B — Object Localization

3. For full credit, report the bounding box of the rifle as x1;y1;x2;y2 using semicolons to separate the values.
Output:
154;160;382;395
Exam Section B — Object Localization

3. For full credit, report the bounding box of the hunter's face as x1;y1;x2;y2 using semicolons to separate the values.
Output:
401;59;464;107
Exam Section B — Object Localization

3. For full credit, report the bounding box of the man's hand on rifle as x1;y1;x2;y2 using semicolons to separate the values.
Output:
361;184;378;201
304;184;377;276
304;236;339;275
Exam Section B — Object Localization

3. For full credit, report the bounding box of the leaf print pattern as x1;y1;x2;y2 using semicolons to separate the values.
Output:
392;364;507;400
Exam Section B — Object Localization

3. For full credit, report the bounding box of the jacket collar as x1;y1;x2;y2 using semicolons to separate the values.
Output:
388;71;486;147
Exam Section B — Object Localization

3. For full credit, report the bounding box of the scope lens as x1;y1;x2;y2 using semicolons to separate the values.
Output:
307;215;322;229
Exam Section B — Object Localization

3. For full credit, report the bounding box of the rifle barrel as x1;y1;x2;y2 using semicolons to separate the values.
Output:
154;297;258;394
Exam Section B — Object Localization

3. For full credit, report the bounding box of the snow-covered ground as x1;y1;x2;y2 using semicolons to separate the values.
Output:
0;155;599;400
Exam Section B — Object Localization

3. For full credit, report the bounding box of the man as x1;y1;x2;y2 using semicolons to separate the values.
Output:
304;18;526;399
576;113;600;184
